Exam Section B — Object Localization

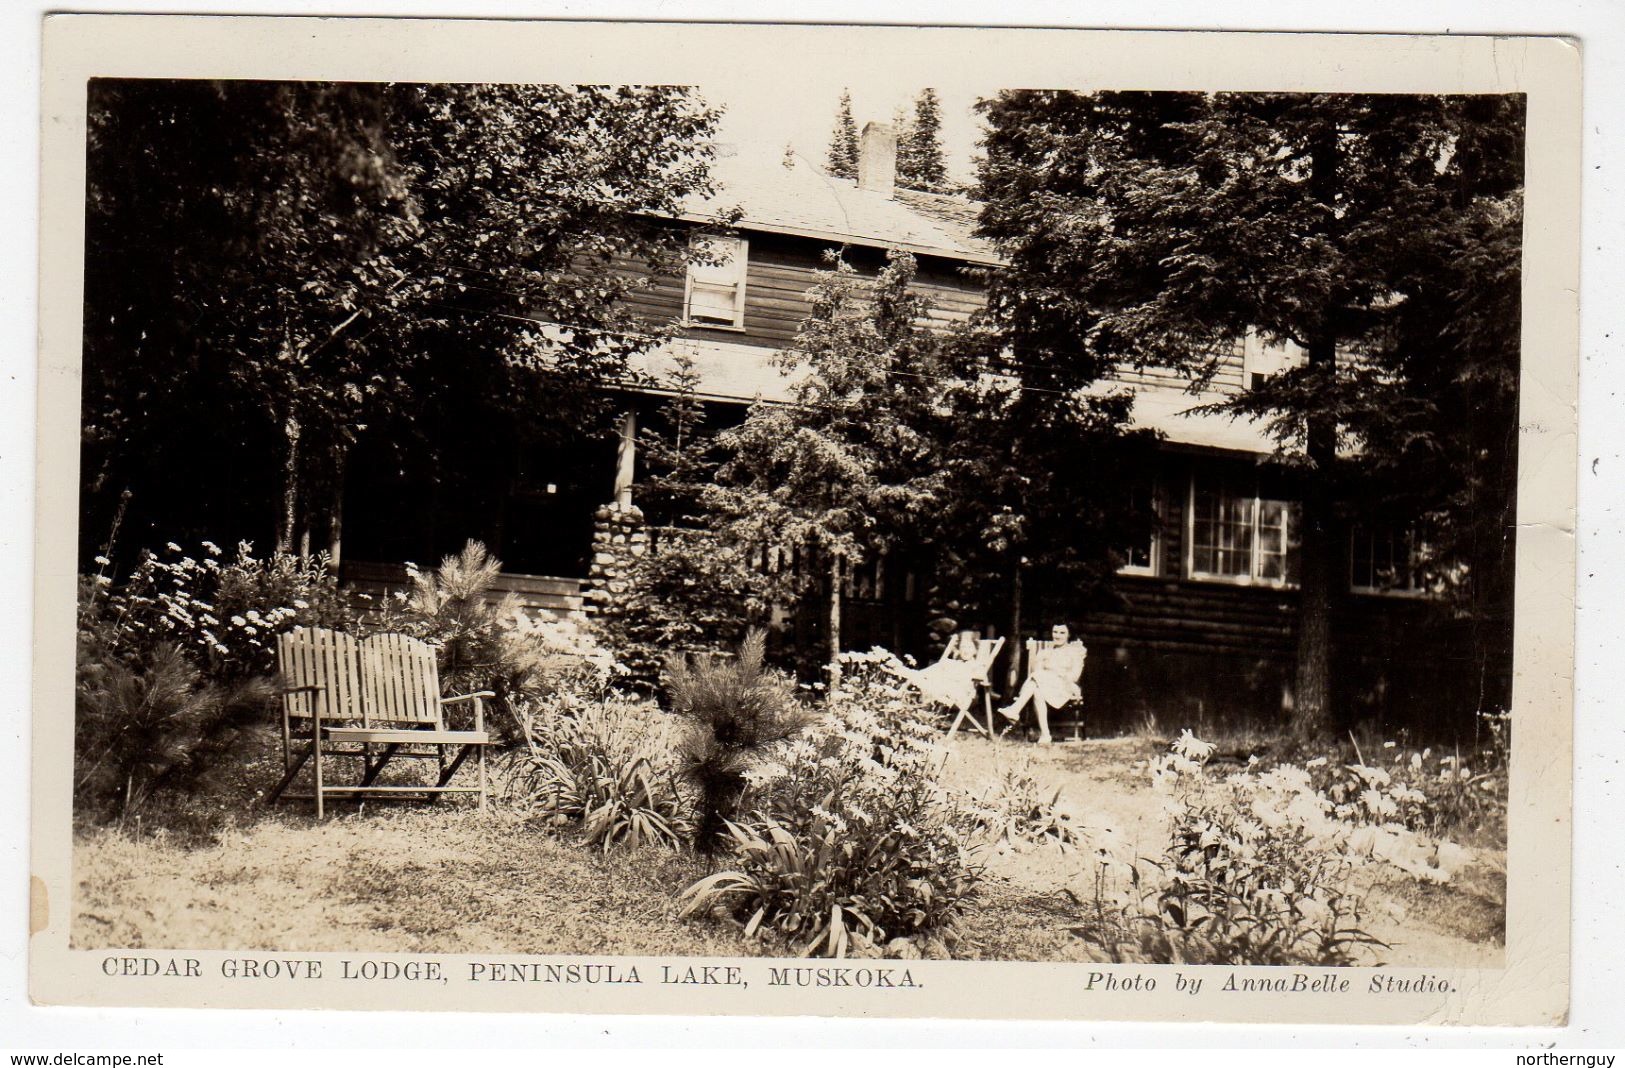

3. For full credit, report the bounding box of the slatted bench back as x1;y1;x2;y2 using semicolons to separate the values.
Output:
277;627;361;723
358;633;444;728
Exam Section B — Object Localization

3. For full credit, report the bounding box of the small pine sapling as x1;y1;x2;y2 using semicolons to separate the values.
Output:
664;629;808;853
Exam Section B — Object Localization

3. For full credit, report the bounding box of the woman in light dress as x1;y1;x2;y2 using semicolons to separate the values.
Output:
882;630;985;716
999;623;1086;745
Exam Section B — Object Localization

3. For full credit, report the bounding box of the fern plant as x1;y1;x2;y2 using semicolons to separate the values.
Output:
664;629;808;853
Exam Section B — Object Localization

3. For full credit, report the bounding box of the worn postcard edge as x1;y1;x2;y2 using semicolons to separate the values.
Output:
28;15;1581;1025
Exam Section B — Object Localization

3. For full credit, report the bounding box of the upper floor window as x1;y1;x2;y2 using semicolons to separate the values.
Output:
1118;482;1161;577
1241;329;1306;391
684;235;748;329
1187;475;1298;587
1350;523;1428;596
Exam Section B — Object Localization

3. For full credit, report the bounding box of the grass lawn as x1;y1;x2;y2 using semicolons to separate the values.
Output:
71;727;1505;965
74;808;769;957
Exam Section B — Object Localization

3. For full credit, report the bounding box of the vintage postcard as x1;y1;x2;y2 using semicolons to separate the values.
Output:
30;16;1579;1024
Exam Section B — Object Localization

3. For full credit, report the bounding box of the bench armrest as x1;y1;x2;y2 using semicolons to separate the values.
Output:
440;692;496;704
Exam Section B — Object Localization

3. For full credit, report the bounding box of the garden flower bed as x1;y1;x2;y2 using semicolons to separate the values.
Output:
72;721;1504;967
70;541;1506;967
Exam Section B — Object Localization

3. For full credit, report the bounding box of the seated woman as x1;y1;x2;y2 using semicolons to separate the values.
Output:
999;624;1087;745
881;630;984;716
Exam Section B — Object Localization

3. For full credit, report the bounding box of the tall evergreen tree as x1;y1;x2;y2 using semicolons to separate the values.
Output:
974;89;1525;738
898;88;949;192
825;90;859;179
703;250;946;681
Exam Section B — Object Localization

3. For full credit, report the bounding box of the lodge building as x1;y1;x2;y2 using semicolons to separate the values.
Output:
339;123;1494;736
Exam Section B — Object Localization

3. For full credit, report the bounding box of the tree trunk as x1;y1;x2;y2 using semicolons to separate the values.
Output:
326;447;345;574
1006;560;1024;692
1293;119;1342;743
1294;374;1337;742
827;550;843;691
275;412;301;555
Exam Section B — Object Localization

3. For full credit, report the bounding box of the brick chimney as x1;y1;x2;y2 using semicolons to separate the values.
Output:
857;121;897;197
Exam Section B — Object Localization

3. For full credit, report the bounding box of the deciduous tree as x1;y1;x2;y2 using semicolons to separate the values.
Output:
82;80;723;564
973;89;1525;737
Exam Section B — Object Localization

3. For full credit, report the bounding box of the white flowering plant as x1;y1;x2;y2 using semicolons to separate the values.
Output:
1307;734;1508;843
73;540;346;822
1140;764;1384;965
83;540;347;680
1078;723;1496;965
679;651;981;958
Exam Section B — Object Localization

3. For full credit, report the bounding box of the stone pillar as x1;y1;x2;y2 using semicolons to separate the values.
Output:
582;502;649;618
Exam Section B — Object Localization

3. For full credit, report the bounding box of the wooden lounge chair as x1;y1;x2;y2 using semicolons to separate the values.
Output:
266;627;494;817
945;636;1007;741
1008;636;1088;743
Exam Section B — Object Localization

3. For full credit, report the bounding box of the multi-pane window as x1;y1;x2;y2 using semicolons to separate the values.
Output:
1187;476;1298;586
1119;482;1160;576
1349;524;1427;595
684;235;748;329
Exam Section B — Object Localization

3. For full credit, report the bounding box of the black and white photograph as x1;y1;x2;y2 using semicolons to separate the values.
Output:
24;16;1582;1026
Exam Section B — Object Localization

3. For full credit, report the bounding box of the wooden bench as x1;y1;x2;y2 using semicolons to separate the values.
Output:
267;628;494;818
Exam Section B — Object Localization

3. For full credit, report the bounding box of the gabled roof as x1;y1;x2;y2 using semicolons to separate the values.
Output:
680;153;1001;266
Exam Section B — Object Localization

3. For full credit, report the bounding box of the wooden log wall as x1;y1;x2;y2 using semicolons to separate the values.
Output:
615;232;984;351
1026;451;1470;738
612;228;1249;392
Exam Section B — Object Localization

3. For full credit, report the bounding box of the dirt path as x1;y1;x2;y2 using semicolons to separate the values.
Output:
940;736;1505;968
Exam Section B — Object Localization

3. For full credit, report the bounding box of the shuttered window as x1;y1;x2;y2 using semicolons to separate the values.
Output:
684;235;748;329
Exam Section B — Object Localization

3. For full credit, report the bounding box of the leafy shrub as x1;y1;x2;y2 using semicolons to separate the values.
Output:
86;540;346;679
680;651;980;958
366;541;624;742
1311;738;1507;844
74;634;275;823
73;540;322;822
1075;731;1385;966
1146;795;1379;964
959;756;1083;852
1077;727;1489;965
665;629;809;853
597;527;776;688
500;609;626;717
506;698;691;851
